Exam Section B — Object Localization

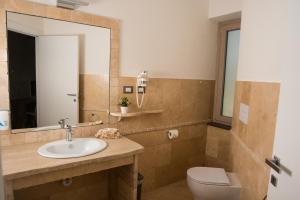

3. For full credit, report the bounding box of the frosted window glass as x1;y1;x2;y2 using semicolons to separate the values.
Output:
222;30;240;117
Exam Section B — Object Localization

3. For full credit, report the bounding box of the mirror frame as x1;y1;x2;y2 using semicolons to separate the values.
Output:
0;0;120;134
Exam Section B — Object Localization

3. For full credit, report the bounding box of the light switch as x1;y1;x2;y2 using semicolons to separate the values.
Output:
123;86;133;94
239;103;249;124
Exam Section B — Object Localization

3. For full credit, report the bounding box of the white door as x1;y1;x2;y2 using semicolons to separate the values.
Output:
267;0;300;199
36;35;79;127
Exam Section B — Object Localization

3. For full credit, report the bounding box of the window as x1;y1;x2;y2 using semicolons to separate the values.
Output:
213;20;241;126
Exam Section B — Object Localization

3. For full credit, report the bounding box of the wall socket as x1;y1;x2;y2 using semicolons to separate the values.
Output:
137;86;146;94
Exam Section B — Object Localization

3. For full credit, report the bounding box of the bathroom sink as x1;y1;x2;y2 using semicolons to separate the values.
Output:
38;138;108;159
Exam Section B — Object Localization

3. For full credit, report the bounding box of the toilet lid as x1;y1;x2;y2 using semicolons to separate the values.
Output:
187;167;230;186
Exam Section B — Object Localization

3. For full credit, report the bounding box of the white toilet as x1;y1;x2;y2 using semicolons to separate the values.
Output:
187;167;241;200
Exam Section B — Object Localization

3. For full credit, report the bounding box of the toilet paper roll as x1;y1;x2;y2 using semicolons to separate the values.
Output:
0;110;10;131
168;129;179;140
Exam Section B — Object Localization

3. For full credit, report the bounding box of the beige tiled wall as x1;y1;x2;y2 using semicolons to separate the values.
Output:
206;81;280;200
232;82;280;164
111;77;215;132
112;77;214;192
230;81;280;200
0;78;214;146
79;74;109;123
127;124;207;192
205;126;231;171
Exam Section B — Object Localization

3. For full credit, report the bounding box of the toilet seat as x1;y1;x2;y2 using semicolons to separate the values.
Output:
187;167;231;186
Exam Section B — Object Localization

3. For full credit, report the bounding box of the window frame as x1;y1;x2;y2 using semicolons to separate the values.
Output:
213;20;241;126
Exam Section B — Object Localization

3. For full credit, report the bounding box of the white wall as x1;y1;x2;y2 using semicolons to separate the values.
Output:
209;0;285;82
237;0;286;82
43;18;110;75
7;12;44;35
29;0;218;80
209;0;242;19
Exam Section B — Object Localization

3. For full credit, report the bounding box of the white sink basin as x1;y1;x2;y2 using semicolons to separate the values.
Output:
38;138;107;159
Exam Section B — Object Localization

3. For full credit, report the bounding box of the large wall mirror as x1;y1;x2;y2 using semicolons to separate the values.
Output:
6;11;111;133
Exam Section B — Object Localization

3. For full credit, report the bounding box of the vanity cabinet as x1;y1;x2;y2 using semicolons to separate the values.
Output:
1;138;143;200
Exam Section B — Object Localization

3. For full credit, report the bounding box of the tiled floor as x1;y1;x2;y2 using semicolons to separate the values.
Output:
143;180;193;200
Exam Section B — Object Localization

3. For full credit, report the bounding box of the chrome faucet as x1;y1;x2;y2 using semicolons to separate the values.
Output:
58;118;69;129
66;125;73;142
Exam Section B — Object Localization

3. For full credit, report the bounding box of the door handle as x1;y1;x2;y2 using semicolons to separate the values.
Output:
67;93;77;97
265;156;281;173
265;156;292;176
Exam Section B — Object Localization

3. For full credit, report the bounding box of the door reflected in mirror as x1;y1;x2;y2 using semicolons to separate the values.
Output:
6;12;111;132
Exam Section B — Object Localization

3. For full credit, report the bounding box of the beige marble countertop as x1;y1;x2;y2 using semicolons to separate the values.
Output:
1;137;144;180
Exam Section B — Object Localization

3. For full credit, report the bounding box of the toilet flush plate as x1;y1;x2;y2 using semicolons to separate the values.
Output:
239;103;249;124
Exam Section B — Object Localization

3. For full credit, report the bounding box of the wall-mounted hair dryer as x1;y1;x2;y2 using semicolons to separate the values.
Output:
136;71;149;109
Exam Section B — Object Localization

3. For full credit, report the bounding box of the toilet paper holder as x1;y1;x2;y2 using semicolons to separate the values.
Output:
167;129;179;140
